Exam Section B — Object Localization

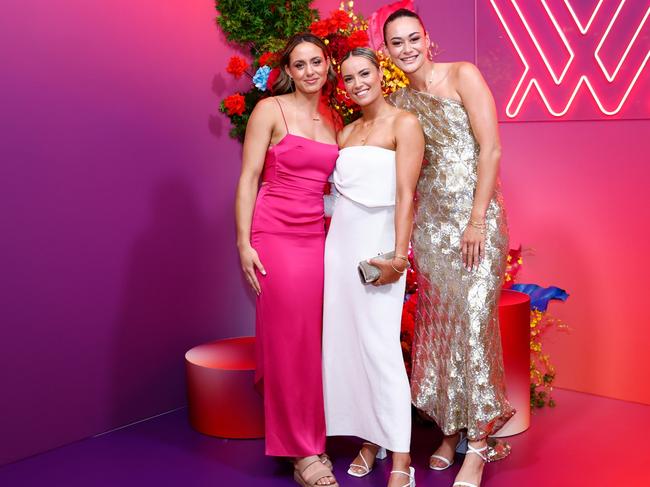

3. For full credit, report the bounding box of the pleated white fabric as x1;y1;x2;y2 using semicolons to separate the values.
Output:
322;146;411;452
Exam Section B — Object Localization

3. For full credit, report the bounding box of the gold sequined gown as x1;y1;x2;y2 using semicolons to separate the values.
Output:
389;88;515;440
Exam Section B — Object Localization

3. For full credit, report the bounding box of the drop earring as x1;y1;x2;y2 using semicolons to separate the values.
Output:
428;40;439;61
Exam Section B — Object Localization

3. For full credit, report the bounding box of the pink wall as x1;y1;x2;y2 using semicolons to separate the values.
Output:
1;0;647;468
0;0;253;465
355;0;650;405
502;119;650;405
410;0;650;405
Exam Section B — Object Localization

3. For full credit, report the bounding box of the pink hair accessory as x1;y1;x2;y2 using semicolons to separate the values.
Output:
367;0;416;50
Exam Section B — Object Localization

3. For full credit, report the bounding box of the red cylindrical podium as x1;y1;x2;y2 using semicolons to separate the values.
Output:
185;336;264;439
186;291;530;439
493;290;531;437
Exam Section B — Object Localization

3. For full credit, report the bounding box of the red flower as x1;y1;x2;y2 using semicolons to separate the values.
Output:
309;19;330;38
223;93;246;116
266;67;281;91
328;35;351;60
328;10;351;31
258;51;278;67
405;267;418;293
226;56;249;78
335;86;354;109
401;293;418;337
347;30;370;49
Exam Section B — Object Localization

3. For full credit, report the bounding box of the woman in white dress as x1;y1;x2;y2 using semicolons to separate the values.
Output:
322;48;424;487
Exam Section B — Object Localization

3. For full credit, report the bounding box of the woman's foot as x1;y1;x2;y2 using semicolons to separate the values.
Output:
452;440;488;487
429;432;460;470
388;453;413;487
348;442;385;477
294;455;337;486
319;453;333;470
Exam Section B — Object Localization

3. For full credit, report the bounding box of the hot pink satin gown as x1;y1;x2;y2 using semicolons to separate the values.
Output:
250;98;338;457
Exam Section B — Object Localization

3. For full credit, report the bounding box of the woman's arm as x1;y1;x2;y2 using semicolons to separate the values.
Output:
235;98;276;294
371;111;424;286
455;62;502;271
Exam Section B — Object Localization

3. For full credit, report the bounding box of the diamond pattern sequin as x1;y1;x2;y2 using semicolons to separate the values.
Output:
389;88;515;440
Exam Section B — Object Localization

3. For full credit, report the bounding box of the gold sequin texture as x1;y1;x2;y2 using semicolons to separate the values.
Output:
389;88;515;440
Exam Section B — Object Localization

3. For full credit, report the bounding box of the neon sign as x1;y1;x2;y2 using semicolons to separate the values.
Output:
488;0;650;118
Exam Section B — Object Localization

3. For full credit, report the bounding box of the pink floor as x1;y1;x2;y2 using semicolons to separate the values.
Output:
483;388;650;486
0;388;648;486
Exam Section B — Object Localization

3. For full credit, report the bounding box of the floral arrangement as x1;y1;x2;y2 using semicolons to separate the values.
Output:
400;246;569;409
310;3;409;123
216;0;317;53
216;1;409;139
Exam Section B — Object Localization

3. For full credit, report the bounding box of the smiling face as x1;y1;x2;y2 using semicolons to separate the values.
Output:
383;16;430;74
340;54;383;107
284;41;330;94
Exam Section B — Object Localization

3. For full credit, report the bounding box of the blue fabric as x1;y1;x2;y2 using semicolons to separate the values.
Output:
510;284;569;311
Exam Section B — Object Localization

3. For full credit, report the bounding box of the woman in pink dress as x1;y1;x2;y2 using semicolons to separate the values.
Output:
235;33;339;487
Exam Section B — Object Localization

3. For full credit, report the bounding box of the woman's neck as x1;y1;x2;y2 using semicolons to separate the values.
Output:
361;95;391;121
292;90;321;112
407;60;435;92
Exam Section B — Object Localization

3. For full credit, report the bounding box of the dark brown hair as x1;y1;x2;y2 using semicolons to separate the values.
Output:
271;32;338;96
382;8;426;43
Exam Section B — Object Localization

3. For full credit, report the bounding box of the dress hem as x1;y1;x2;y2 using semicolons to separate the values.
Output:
325;430;410;454
414;404;517;441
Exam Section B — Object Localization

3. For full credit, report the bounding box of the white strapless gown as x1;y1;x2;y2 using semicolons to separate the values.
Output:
322;146;411;452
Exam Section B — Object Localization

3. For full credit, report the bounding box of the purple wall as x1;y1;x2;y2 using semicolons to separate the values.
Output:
0;0;253;465
1;0;648;467
0;0;472;465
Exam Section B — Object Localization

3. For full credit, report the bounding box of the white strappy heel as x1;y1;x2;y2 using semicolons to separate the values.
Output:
452;444;488;487
347;442;388;478
390;466;416;487
429;432;466;471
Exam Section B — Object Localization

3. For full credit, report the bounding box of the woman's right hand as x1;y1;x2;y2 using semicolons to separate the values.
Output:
239;245;266;295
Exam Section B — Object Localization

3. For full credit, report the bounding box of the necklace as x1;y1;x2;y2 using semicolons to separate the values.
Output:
359;119;376;145
293;92;321;122
426;63;436;88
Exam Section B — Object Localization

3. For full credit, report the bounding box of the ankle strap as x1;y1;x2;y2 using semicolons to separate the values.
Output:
466;444;488;462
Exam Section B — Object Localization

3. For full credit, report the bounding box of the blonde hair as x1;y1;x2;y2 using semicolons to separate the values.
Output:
340;47;380;71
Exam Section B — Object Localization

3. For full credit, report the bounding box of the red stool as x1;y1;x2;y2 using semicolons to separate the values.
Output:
493;290;531;437
185;336;264;438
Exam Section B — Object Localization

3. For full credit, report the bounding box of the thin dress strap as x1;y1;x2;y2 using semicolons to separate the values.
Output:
274;97;289;135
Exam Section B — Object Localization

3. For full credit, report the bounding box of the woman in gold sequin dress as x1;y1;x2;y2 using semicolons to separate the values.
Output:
382;9;515;487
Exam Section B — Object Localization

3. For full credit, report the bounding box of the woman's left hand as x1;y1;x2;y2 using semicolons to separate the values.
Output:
461;225;485;271
368;258;406;286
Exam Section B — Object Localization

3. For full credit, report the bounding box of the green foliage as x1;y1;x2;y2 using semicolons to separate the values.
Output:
216;0;318;55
